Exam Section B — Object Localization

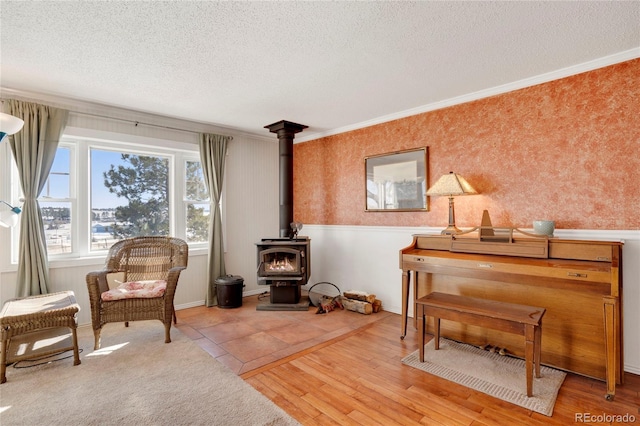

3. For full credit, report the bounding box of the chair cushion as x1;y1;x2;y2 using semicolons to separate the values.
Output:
101;280;167;301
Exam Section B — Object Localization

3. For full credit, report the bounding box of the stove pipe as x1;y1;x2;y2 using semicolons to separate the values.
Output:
264;120;308;238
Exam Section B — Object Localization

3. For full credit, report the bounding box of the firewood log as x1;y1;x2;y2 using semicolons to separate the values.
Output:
342;298;372;315
372;299;382;313
316;295;344;314
343;290;376;304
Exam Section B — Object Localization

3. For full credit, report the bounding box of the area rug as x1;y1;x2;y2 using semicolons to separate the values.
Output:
0;322;299;426
402;338;566;416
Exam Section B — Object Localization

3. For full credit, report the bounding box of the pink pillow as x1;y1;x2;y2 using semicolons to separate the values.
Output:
101;280;167;301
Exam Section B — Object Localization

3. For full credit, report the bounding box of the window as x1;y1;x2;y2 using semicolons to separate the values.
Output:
184;160;210;243
40;146;73;255
7;136;209;261
90;148;171;249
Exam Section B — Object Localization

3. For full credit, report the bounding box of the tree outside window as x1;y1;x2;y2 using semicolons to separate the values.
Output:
185;160;210;243
92;149;170;249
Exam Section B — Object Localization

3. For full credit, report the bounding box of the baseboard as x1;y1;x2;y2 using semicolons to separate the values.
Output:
175;300;205;310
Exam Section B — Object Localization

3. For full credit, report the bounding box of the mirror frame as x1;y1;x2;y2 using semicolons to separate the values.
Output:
365;147;428;212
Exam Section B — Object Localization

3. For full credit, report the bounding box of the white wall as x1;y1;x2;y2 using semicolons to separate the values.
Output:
299;224;640;375
222;131;279;292
0;90;280;325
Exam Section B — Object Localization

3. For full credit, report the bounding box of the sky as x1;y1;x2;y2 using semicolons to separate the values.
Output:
90;149;129;209
45;148;129;209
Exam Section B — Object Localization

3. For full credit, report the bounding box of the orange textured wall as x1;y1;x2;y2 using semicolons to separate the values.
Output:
293;59;640;230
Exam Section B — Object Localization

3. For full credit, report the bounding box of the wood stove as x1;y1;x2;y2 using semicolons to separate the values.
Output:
256;237;310;305
256;120;310;311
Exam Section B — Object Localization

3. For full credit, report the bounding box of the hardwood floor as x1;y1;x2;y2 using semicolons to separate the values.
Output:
176;296;640;425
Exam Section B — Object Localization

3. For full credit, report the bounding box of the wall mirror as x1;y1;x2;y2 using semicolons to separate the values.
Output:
365;147;428;211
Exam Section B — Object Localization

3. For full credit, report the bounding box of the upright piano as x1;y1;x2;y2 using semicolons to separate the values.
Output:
399;232;623;400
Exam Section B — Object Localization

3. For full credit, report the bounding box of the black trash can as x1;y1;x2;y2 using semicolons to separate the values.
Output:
215;275;245;309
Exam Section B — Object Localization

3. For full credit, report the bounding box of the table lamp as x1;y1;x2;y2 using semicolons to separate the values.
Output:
426;171;477;235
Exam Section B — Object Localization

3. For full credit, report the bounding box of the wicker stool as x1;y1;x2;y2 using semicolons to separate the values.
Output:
1;291;81;383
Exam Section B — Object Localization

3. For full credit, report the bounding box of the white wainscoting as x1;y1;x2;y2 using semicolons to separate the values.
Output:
299;224;640;375
0;223;637;374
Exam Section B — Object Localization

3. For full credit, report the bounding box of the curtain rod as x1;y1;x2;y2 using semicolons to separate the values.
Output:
72;111;201;135
1;98;202;135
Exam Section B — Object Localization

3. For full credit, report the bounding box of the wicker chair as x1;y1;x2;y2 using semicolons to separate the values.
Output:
86;236;188;349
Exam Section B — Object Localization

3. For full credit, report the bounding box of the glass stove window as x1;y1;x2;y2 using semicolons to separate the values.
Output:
264;253;298;272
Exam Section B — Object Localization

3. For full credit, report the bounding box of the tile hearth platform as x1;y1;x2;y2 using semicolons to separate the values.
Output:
175;293;393;375
256;295;310;311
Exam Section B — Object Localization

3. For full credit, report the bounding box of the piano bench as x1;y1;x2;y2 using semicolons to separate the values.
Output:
416;292;546;397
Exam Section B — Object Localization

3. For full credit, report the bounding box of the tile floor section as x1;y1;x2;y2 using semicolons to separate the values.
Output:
175;294;393;375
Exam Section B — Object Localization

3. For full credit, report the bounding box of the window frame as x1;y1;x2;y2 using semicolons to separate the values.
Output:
1;132;208;269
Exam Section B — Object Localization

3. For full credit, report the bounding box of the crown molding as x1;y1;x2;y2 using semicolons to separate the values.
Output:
3;47;638;145
296;48;640;143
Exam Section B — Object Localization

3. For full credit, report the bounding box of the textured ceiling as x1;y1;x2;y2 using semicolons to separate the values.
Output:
1;1;639;141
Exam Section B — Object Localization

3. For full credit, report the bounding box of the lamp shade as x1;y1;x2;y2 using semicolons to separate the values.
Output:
0;201;21;228
0;112;25;136
426;172;477;196
0;209;20;228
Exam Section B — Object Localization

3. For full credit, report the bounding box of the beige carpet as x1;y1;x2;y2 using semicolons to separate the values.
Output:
0;322;299;426
402;338;566;416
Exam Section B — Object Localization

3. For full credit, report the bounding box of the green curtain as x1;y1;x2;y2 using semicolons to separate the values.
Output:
6;100;68;297
199;133;232;307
